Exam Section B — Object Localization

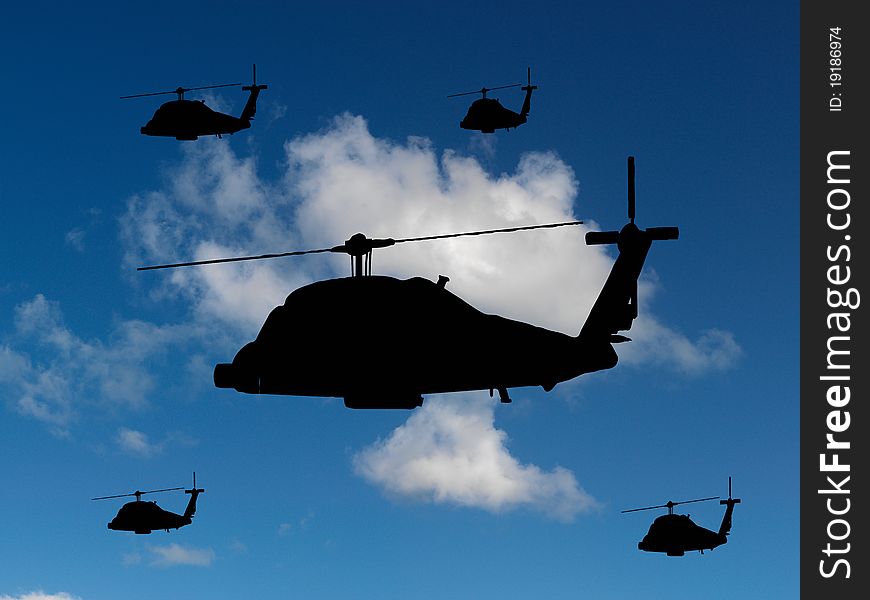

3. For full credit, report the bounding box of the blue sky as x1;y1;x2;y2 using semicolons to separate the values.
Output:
1;1;797;599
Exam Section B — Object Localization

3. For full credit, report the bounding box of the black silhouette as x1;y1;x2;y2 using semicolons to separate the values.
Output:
121;65;267;140
139;157;678;409
622;477;742;556
449;68;537;133
92;473;205;534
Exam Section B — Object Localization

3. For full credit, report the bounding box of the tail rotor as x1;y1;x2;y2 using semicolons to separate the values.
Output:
579;157;679;339
585;156;678;245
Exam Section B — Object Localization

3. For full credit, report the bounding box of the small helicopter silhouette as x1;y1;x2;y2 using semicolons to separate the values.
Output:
448;68;538;133
139;157;678;409
121;64;267;140
92;473;205;534
622;477;742;556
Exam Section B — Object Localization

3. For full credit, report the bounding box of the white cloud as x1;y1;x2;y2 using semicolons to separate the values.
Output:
0;593;81;600
64;228;86;251
147;543;215;567
619;319;742;374
116;427;156;457
123;113;739;369
267;102;288;124
278;510;314;536
0;295;202;434
120;143;303;333
114;427;197;458
354;395;599;521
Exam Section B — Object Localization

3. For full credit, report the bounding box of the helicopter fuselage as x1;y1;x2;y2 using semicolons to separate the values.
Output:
214;275;617;408
140;100;250;140
460;98;527;133
638;513;727;556
108;500;191;534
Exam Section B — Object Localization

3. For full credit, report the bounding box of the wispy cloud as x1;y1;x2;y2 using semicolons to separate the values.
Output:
64;228;86;252
114;427;197;458
278;510;314;536
120;539;222;570
0;593;81;600
116;427;155;456
354;395;599;521
147;543;215;567
621;320;742;374
0;294;203;434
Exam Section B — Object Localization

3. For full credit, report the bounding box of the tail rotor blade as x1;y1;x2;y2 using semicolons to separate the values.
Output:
585;231;620;245
646;226;679;240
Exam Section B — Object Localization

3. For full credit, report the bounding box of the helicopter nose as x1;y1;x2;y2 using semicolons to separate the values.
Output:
214;363;259;394
213;363;235;388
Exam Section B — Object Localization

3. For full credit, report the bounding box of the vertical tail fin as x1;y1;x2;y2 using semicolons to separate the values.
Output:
240;64;268;123
183;472;205;519
519;67;537;118
718;476;741;538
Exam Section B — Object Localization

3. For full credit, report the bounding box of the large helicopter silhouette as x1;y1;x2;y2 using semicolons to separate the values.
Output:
139;156;678;409
448;68;538;133
622;477;742;556
121;65;267;140
92;473;205;534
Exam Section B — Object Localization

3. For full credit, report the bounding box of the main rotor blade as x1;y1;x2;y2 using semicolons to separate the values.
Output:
120;90;179;99
92;492;137;501
138;221;583;272
183;82;242;93
447;83;521;98
621;496;720;513
393;220;584;244
674;495;720;507
121;82;241;99
138;247;334;271
139;486;186;495
92;486;184;500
